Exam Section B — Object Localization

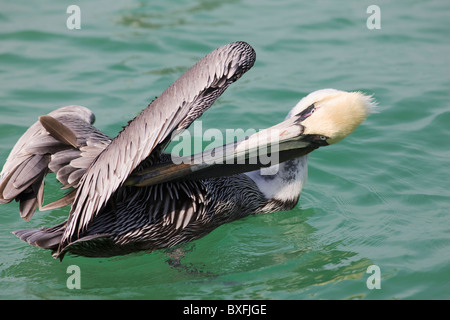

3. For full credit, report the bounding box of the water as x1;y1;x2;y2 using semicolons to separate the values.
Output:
1;0;449;300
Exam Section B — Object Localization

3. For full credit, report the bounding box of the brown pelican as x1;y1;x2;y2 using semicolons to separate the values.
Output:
0;41;374;259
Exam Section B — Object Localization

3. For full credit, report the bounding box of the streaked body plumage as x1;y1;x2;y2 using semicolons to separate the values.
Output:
0;41;374;259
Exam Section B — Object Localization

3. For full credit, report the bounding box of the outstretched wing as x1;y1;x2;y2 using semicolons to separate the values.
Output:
62;41;256;246
0;106;110;220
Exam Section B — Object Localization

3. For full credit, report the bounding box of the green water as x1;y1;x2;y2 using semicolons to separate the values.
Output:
1;0;449;300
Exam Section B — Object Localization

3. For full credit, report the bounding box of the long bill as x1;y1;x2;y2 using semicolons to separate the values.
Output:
124;116;326;187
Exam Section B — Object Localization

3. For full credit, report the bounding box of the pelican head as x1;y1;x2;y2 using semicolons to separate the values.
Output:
287;89;375;145
124;89;376;187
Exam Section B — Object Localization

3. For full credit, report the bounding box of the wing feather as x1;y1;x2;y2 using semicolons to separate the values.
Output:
39;115;78;148
0;105;111;218
62;41;256;246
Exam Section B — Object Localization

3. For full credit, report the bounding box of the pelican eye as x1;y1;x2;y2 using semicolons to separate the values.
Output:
311;134;329;146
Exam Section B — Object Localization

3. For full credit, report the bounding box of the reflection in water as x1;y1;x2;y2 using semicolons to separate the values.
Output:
163;208;376;299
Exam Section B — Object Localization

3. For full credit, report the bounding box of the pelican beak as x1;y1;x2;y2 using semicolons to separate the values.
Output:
231;115;329;163
125;116;327;187
125;91;373;186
